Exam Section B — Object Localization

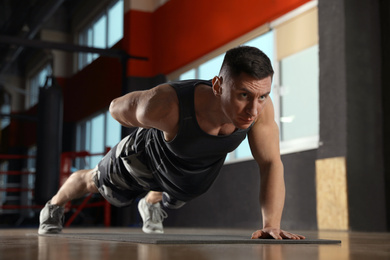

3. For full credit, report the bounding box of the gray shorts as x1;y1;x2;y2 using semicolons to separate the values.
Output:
93;135;162;207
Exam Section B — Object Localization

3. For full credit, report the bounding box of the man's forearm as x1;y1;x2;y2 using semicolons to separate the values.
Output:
259;161;285;229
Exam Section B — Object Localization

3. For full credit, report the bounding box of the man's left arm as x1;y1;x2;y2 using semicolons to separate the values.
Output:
248;99;305;240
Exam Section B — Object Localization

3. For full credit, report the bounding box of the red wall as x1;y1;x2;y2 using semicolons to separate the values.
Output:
123;10;154;78
124;0;312;77
4;109;37;149
61;55;122;122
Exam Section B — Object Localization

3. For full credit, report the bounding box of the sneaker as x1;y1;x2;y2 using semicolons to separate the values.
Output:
138;198;167;234
38;201;65;235
162;192;186;209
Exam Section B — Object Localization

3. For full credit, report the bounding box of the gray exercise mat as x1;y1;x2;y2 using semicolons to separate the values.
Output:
45;233;341;244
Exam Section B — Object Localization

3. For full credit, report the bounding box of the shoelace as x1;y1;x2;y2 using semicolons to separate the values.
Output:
50;205;58;218
49;205;64;222
149;204;168;222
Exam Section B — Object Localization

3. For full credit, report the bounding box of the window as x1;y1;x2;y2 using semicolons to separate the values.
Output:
172;2;319;162
90;113;105;167
108;0;124;47
0;161;8;212
279;45;319;141
27;64;52;109
78;0;124;71
179;54;224;80
75;111;121;170
273;4;319;154
92;15;107;60
179;69;196;80
0;87;11;129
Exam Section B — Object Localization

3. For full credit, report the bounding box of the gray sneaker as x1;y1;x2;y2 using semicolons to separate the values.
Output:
138;198;167;234
38;201;65;235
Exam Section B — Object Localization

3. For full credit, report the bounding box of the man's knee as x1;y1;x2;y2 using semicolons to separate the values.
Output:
72;169;98;193
86;169;99;193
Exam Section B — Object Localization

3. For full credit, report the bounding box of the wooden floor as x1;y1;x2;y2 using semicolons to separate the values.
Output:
0;228;389;260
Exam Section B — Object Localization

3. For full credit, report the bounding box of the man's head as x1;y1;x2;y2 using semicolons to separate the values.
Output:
219;46;274;82
212;46;274;129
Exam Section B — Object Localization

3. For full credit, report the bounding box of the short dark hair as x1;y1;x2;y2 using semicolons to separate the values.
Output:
219;46;274;80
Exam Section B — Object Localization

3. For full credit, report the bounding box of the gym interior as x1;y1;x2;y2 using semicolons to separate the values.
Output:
0;0;389;259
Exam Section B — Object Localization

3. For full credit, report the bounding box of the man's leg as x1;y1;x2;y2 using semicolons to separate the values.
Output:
138;191;187;234
145;191;162;204
38;169;98;235
145;191;187;208
51;169;98;206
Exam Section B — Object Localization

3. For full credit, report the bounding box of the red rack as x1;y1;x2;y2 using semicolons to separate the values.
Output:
0;150;111;227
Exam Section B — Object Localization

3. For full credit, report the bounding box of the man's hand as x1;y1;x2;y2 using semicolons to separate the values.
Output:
251;228;306;240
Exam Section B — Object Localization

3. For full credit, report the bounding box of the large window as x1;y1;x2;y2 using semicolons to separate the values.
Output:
75;111;121;169
279;45;319;141
27;64;52;109
78;0;123;71
0;161;8;213
172;2;319;162
273;4;319;154
0;88;11;129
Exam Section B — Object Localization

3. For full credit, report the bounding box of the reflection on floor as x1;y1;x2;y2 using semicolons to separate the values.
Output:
0;228;389;260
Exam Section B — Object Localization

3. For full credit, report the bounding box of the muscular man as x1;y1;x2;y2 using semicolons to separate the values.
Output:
38;46;305;240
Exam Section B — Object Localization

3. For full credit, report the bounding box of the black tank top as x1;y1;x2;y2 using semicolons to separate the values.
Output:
132;80;252;201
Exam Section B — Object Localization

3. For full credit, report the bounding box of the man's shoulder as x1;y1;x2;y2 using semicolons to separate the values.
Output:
139;84;179;134
151;83;177;99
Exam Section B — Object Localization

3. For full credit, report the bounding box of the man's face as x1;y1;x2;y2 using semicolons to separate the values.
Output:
215;73;272;129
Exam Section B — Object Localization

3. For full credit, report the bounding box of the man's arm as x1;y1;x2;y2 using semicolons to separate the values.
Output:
248;99;305;240
109;84;179;135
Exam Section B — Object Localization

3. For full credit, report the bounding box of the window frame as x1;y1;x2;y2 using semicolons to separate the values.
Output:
271;0;319;156
74;110;121;170
26;62;53;109
75;0;123;71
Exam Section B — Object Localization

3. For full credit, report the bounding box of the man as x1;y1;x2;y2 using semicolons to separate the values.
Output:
38;46;305;240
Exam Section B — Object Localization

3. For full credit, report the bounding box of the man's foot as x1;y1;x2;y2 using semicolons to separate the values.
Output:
138;198;167;234
38;201;65;235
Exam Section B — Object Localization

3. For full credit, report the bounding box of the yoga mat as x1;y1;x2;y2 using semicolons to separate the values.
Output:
44;233;341;244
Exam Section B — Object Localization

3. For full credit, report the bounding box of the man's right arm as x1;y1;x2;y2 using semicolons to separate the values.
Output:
109;84;179;133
